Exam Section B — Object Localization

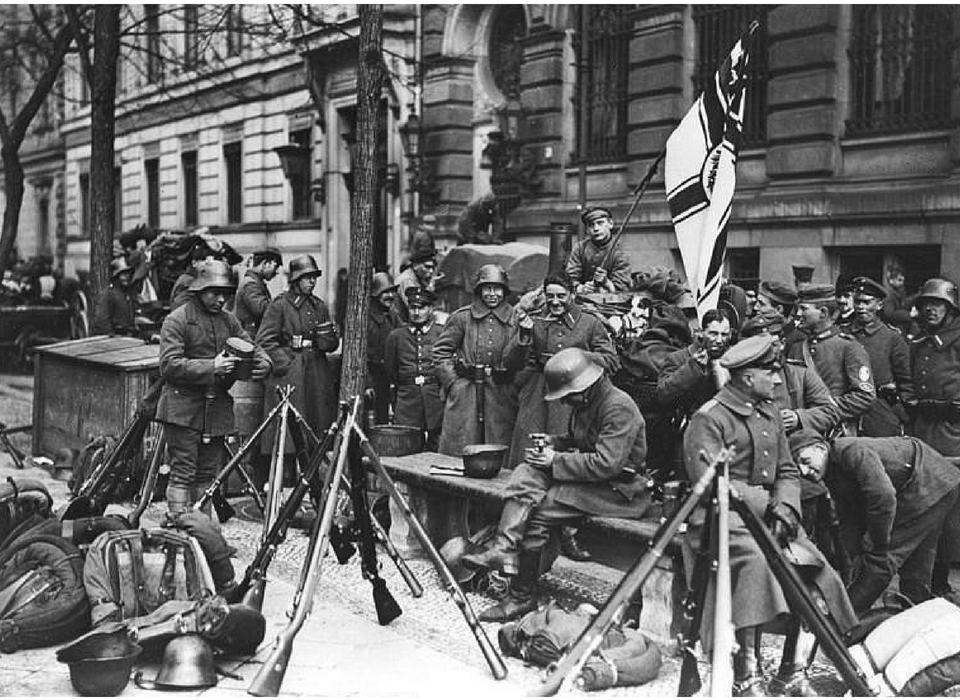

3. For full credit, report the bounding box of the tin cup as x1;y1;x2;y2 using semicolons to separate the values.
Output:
225;337;255;381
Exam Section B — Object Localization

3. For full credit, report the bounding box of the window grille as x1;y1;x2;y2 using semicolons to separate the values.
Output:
693;5;769;148
182;151;198;227
488;6;526;101
290;129;312;221
847;6;954;136
224;142;243;224
574;6;631;162
145;158;160;228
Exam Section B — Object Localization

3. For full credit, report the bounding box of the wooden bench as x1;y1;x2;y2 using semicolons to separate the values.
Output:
374;451;688;641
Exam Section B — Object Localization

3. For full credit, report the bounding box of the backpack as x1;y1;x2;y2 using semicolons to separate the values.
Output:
0;478;53;546
0;524;91;652
82;528;216;627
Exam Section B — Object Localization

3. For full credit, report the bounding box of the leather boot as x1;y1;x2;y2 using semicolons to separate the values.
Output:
462;500;532;575
166;484;192;517
560;525;593;562
733;626;765;697
769;625;816;697
478;549;541;622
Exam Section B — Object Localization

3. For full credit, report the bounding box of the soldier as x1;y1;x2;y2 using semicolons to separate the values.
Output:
170;246;217;310
91;257;138;337
835;274;856;331
657;308;732;416
256;255;340;466
156;260;272;516
384;287;444;450
908;278;960;595
565;206;632;294
367;272;403;425
740;313;840;436
755;280;804;350
508;273;620;561
234;246;282;338
395;231;438;322
789;284;875;436
466;348;649;622
789;429;960;612
684;335;856;696
433;264;526;456
847;276;914;437
882;263;914;335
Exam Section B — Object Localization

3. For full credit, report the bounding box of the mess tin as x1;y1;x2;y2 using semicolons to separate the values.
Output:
225;337;255;380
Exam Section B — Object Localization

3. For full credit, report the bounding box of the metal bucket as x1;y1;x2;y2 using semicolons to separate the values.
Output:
368;425;423;457
229;379;264;437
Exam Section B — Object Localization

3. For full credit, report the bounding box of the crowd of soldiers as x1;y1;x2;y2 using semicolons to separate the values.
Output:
94;202;960;696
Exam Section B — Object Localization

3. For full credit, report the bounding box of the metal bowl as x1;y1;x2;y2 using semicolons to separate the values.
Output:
461;444;508;478
368;425;424;457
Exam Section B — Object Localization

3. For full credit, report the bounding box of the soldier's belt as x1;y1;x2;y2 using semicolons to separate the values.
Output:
455;362;514;384
916;400;960;420
396;374;439;387
290;336;314;350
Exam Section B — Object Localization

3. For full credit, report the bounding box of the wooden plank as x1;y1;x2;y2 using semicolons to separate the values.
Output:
35;335;137;357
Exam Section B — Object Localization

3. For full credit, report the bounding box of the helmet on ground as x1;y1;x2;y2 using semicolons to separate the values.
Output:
916;278;959;311
543;348;603;401
110;257;133;280
370;271;398;297
288;254;322;284
153;635;217;689
188;260;234;292
474;264;510;294
57;628;142;697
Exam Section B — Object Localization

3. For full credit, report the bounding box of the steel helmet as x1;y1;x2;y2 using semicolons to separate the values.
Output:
543;348;603;401
370;271;398;297
110;257;133;280
152;635;217;689
916;277;959;311
288;254;322;284
474;264;510;294
57;628;142;697
188;259;235;292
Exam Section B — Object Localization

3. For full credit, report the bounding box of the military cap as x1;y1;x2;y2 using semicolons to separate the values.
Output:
788;428;826;457
851;276;887;300
740;311;786;339
758;280;797;306
408;230;437;264
797;284;837;306
252;246;283;266
370;271;398;297
405;286;436;307
580;206;612;225
835;273;856;295
719;334;782;370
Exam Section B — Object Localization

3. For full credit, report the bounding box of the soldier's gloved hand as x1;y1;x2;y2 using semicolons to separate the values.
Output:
214;350;238;376
592;268;608;287
765;503;800;546
251;356;271;381
848;549;895;613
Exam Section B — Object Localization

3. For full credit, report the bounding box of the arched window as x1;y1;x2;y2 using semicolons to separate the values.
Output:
847;6;953;136
488;6;526;101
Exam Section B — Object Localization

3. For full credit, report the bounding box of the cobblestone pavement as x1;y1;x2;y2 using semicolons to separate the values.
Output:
0;373;890;697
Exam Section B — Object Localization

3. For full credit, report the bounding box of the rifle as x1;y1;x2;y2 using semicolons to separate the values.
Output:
247;397;360;697
530;447;730;696
711;457;735;695
348;430;401;625
729;484;875;697
231;414;343;611
192;387;294;520
128;427;166;529
0;423;29;470
356;424;508;680
263;388;292;534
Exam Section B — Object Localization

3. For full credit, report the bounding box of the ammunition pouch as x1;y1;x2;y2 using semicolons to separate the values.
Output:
455;361;514;385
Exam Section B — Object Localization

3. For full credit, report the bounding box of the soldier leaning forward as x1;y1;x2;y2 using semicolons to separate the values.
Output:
157;260;272;517
433;264;527;456
256;255;339;459
385;287;444;450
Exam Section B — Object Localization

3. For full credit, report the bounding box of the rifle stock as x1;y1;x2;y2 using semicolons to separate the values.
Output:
128;428;165;528
677;491;716;697
355;426;507;681
247;398;360;697
532;447;732;697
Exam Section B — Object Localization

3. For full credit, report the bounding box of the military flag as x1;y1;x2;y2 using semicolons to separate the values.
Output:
665;22;758;322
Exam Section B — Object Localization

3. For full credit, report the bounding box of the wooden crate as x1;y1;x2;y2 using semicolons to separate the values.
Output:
32;335;160;456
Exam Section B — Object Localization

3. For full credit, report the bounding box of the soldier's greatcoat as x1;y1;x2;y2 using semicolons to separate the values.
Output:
91;285;137;336
657;347;719;417
565;238;632;291
776;359;840;435
385;321;444;432
849;318;914;437
234;269;272;337
367;303;403;423
256;290;339;453
508;304;620;469
684;383;857;640
433;299;526;455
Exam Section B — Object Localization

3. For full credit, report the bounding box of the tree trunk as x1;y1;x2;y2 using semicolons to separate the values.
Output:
338;5;384;404
87;5;120;304
0;148;25;274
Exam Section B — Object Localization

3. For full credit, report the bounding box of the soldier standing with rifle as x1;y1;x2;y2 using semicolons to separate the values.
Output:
433;264;526;456
908;278;960;596
565;207;632;294
156;260;272;517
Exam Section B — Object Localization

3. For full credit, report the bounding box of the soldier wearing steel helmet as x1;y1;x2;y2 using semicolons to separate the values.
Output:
91;257;138;336
157;259;272;517
908;277;960;595
366;271;403;424
432;264;527;455
256;254;340;463
464;347;649;622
